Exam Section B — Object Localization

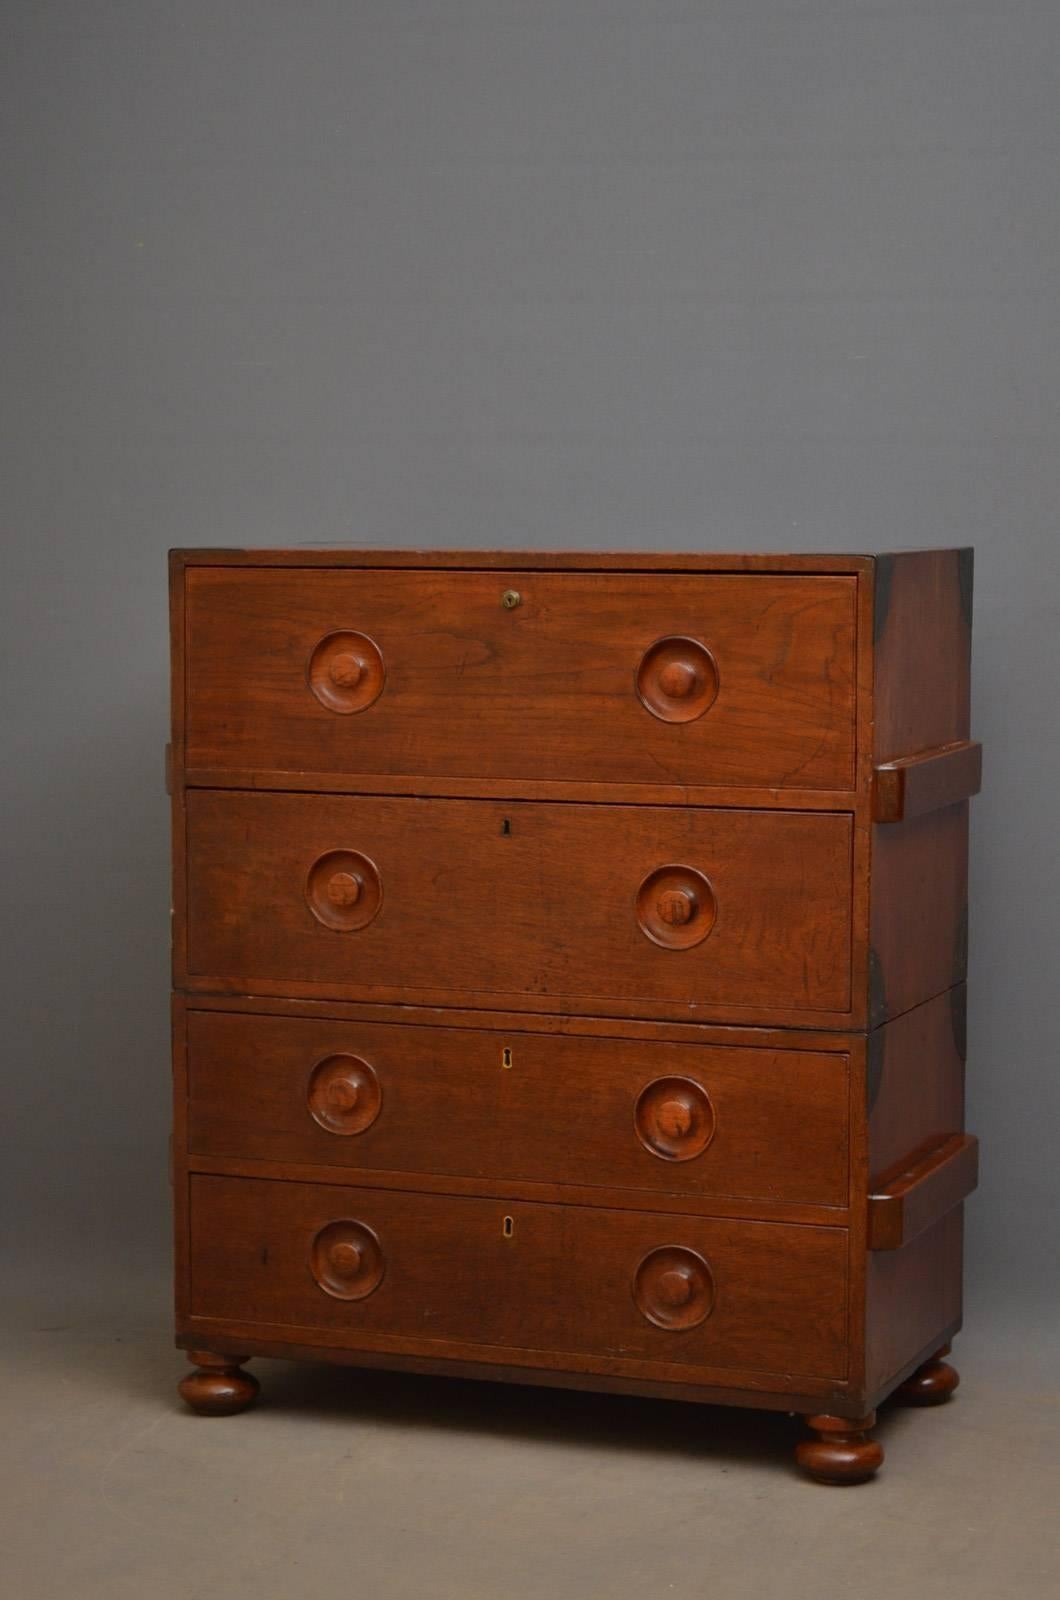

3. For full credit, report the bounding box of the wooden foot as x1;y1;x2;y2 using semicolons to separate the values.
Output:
894;1342;960;1406
795;1412;883;1485
178;1349;259;1416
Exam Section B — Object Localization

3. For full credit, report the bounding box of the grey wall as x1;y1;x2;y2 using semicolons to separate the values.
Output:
2;3;1057;1314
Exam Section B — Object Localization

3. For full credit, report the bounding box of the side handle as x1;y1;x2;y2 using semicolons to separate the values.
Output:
868;1133;979;1250
873;740;982;823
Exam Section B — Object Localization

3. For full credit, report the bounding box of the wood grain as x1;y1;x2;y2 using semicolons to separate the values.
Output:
168;546;979;1464
873;549;972;766
172;548;875;574
187;1174;850;1381
184;791;855;1020
869;801;968;1024
868;986;966;1185
184;568;857;790
873;740;982;823
186;1008;851;1207
867;1135;979;1251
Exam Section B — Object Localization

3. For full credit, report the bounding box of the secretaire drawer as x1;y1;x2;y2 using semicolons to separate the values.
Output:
182;568;857;792
186;1010;850;1208
187;1175;849;1380
183;792;854;1021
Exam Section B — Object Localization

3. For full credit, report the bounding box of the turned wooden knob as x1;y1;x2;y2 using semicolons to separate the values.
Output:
326;871;361;907
657;660;697;699
636;636;719;723
657;1099;693;1139
326;1078;360;1112
306;850;382;931
634;1077;715;1162
657;887;694;926
633;1245;715;1330
307;1054;381;1136
328;653;363;689
656;1268;693;1308
328;1241;363;1279
635;865;716;950
309;1220;385;1300
308;630;385;714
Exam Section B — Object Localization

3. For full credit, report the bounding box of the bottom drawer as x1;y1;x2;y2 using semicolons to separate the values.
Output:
188;1176;849;1381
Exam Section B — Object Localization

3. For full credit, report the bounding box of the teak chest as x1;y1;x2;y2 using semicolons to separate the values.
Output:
170;547;981;1483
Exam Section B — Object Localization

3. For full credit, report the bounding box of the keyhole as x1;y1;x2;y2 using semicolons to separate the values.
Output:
501;817;512;836
502;1215;514;1238
501;1047;513;1069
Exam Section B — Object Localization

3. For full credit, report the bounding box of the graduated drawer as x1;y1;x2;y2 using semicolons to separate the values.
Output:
186;1011;850;1208
183;567;857;792
184;792;854;1021
187;1175;849;1380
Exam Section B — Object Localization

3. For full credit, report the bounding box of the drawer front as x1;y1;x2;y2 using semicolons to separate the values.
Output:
183;568;857;791
188;1175;848;1379
185;792;853;1018
187;1011;850;1207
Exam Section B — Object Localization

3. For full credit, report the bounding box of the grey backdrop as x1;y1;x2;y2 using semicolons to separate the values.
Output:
2;3;1057;1320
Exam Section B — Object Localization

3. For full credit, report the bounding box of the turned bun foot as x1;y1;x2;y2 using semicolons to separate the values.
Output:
795;1413;883;1485
179;1350;259;1416
894;1342;960;1406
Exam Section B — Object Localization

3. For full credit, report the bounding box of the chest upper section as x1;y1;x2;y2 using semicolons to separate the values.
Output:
182;565;859;793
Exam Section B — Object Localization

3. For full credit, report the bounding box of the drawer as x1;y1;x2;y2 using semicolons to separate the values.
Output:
183;568;857;791
186;1011;850;1208
188;1175;849;1380
184;792;854;1020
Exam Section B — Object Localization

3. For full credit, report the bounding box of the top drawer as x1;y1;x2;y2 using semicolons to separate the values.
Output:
182;568;857;791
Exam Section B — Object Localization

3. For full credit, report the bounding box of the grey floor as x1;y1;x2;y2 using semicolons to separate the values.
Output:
4;1258;1058;1600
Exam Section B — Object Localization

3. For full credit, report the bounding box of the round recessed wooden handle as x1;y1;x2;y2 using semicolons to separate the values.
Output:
308;631;385;714
636;637;719;724
634;1076;715;1162
633;1245;715;1331
309;1220;385;1301
307;1054;381;1136
326;870;362;907
635;866;716;950
306;851;382;931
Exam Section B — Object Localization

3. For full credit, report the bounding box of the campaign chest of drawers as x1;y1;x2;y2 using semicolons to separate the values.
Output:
169;547;981;1483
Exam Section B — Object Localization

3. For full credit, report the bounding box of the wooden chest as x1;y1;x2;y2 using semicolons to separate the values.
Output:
169;548;981;1483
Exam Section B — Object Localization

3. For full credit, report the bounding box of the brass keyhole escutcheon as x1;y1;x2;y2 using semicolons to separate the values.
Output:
501;1047;513;1069
501;589;522;610
503;1215;515;1238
